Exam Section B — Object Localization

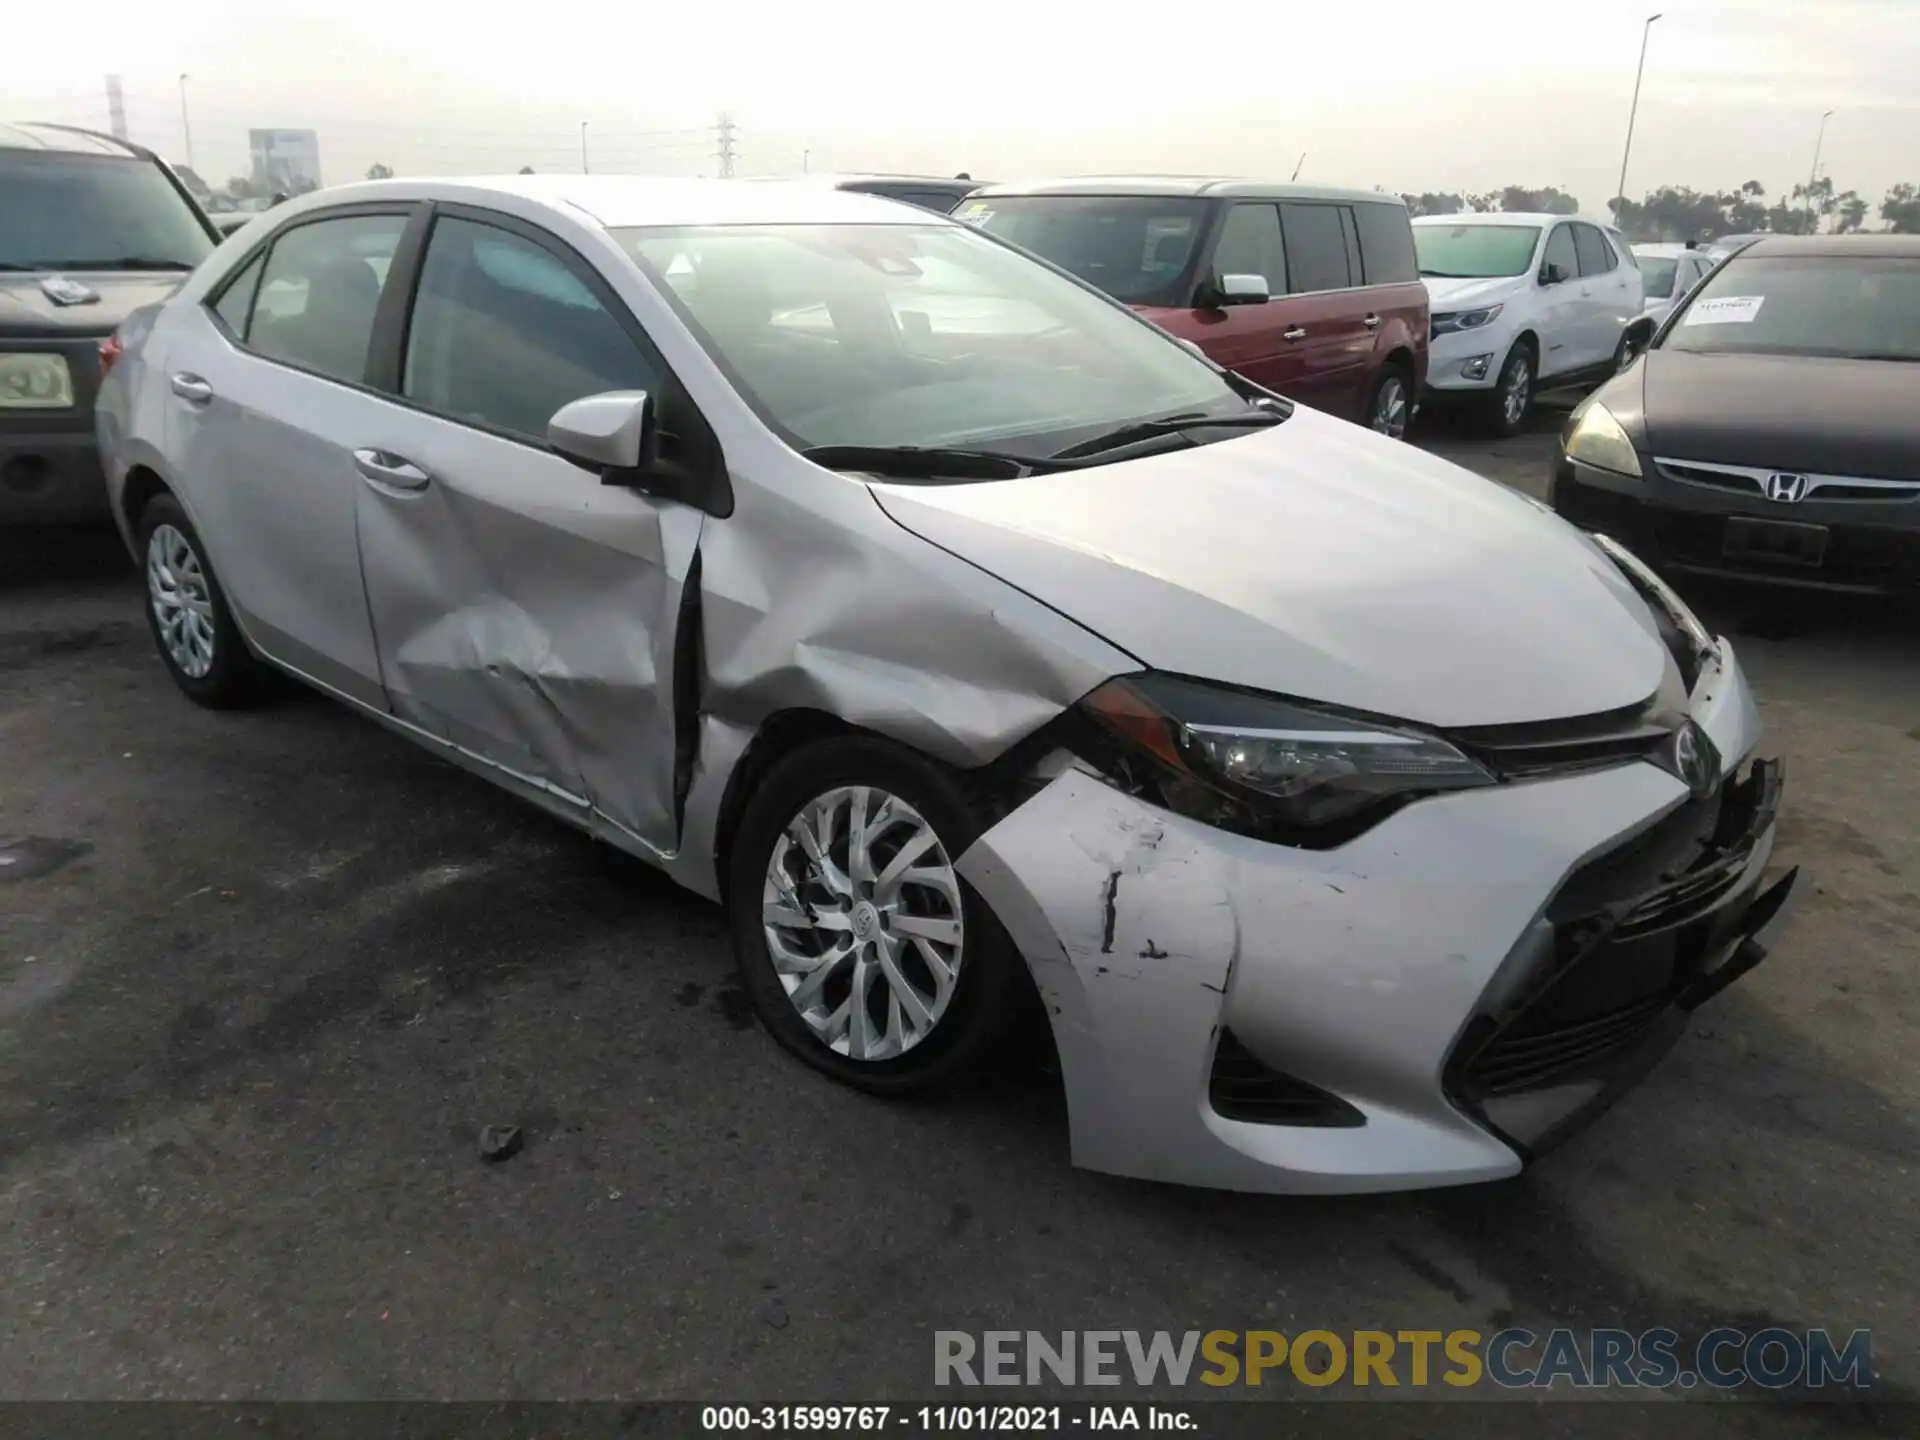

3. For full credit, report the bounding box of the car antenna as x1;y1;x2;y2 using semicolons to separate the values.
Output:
1290;153;1306;182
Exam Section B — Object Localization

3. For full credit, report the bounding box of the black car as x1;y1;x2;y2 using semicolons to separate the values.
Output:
1552;234;1920;595
810;174;986;214
1;122;220;525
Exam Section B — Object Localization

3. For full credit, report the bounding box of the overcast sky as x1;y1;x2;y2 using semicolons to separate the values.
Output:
13;0;1920;211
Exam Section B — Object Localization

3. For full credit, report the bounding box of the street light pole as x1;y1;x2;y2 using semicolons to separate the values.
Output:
1613;13;1661;232
580;122;589;175
178;73;194;172
1805;109;1834;228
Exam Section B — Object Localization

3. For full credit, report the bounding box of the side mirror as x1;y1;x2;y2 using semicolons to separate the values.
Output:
549;390;653;476
1216;273;1270;305
1539;261;1572;286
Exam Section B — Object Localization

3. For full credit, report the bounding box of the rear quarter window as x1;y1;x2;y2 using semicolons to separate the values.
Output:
1353;202;1419;285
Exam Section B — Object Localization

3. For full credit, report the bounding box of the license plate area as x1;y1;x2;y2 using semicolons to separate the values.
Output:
1724;516;1829;568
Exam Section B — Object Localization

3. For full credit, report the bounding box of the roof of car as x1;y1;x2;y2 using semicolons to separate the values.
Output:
0;121;150;159
1412;211;1621;230
1735;233;1920;259
755;173;979;191
285;175;951;229
967;176;1395;205
1627;242;1698;257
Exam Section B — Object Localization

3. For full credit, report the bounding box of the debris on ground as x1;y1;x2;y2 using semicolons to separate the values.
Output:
477;1124;523;1163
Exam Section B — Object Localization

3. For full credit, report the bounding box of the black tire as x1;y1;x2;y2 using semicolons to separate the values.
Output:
726;734;1028;1096
1363;362;1414;440
134;492;271;708
1481;341;1535;439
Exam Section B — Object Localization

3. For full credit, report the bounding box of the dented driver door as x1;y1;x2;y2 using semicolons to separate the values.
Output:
351;208;701;856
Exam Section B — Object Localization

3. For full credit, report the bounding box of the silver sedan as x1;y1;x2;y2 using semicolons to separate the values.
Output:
95;176;1799;1193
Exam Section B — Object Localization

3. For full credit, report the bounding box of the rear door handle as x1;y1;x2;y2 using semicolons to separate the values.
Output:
1362;315;1382;329
169;373;213;404
353;448;431;493
1283;327;1308;341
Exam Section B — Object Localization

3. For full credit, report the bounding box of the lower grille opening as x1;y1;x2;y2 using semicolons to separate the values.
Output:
1209;1028;1364;1128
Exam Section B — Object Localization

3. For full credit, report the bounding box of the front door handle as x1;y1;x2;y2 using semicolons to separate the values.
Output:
1362;315;1382;329
1282;327;1308;341
353;448;431;493
169;373;213;404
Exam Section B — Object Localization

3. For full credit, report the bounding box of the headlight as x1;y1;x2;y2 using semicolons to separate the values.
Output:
1562;401;1642;478
1078;673;1496;846
0;352;75;409
1431;304;1504;337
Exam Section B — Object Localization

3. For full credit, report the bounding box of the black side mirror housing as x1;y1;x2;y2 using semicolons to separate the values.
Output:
1540;261;1572;286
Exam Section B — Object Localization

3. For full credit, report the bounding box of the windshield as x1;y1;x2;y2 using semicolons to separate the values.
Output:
0;151;213;271
1661;255;1920;361
1637;256;1679;298
948;195;1207;309
1413;224;1541;279
619;221;1247;455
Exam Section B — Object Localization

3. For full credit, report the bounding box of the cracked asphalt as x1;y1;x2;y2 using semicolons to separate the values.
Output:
1;403;1914;1432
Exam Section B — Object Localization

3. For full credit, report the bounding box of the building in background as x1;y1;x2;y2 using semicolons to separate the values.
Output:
248;128;322;195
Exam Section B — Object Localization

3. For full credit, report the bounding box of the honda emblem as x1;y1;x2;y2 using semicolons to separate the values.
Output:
1765;472;1810;504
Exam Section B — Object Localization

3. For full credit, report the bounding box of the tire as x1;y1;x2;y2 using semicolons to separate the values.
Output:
135;492;271;708
1363;362;1414;441
726;735;1027;1096
1481;341;1535;439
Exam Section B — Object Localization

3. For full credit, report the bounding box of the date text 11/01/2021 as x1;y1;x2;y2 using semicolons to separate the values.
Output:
702;1407;1194;1432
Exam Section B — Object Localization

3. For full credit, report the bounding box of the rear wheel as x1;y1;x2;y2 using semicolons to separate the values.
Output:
726;736;1026;1095
1482;342;1535;438
1364;363;1413;440
136;493;270;708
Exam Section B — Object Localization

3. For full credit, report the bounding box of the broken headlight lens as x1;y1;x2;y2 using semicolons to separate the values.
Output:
1078;673;1496;846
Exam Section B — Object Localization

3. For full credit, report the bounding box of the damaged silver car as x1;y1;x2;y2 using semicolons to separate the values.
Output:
96;176;1801;1193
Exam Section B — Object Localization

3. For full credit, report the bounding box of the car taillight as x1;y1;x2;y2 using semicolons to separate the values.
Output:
99;332;124;374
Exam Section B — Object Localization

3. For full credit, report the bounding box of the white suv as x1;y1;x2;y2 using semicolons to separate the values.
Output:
1413;212;1647;436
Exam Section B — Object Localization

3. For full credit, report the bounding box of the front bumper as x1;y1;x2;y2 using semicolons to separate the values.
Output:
1552;455;1920;595
957;639;1795;1194
1422;325;1516;394
1;429;110;525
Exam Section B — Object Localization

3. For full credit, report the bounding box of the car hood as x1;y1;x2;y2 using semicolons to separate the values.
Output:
870;408;1669;729
1422;275;1520;311
1639;349;1920;480
0;272;190;336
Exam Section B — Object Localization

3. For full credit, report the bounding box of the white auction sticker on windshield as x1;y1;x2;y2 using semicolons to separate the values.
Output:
1683;295;1765;325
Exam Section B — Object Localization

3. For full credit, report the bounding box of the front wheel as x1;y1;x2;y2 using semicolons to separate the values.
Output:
726;736;1027;1095
1481;343;1535;439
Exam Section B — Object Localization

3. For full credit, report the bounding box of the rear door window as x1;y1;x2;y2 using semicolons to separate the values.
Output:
1278;203;1352;294
1353;202;1418;284
1543;224;1578;280
1573;224;1615;277
243;213;407;385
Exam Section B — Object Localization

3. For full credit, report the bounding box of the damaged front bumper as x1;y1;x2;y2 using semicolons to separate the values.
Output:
956;638;1799;1194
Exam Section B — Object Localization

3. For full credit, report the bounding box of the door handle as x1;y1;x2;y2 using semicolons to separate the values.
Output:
169;373;213;404
1283;327;1308;341
1362;315;1382;329
352;448;431;492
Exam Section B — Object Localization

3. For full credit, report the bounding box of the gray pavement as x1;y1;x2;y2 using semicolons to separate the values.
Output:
1;409;1914;1429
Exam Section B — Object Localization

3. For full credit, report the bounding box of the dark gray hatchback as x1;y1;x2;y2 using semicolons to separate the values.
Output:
1552;234;1920;595
1;122;218;524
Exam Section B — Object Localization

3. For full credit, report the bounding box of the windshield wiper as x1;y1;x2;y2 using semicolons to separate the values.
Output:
801;444;1062;481
1047;409;1283;461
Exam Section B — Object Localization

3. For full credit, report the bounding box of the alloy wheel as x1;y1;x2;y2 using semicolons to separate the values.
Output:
761;785;966;1061
1502;359;1531;428
1370;375;1409;439
147;523;217;679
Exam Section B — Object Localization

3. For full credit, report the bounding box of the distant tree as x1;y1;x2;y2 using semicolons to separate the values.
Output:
1496;185;1579;215
1399;191;1465;217
1834;191;1868;233
518;165;536;175
1466;192;1501;213
366;161;394;180
954;171;971;180
1881;183;1920;233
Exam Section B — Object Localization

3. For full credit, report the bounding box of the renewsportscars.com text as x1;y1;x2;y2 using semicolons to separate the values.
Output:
934;1328;1874;1391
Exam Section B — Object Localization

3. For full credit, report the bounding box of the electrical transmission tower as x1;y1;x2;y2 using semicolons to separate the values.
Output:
715;112;737;178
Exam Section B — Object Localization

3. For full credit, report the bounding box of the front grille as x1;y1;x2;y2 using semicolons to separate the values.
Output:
1446;762;1780;1124
1208;1029;1363;1127
1656;456;1920;505
1452;700;1675;781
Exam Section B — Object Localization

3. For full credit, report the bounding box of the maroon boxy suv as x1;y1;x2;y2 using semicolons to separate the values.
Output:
953;178;1429;438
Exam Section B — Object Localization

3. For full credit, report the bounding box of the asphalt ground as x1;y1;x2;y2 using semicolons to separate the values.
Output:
1;397;1914;1434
